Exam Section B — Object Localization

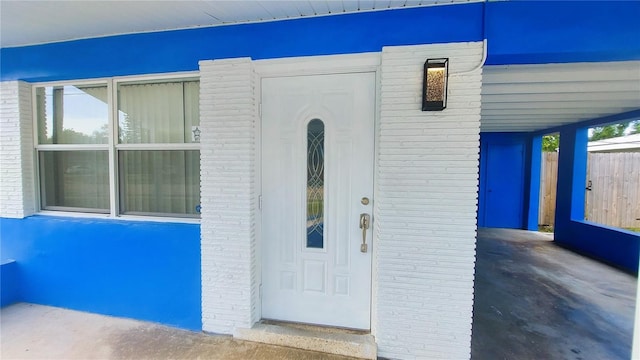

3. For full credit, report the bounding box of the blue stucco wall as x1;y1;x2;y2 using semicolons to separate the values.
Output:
555;219;639;274
526;136;542;231
0;0;638;323
485;0;640;65
0;216;202;330
554;127;639;273
2;0;640;82
1;260;20;307
0;3;483;82
480;126;639;273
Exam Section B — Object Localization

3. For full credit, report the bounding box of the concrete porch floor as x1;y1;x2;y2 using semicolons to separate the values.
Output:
0;303;358;360
1;228;637;359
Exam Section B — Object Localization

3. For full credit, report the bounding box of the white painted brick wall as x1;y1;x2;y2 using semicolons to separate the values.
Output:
199;58;260;334
375;42;482;359
0;81;35;219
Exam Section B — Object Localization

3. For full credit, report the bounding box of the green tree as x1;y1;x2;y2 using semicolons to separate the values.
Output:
91;123;109;144
61;129;93;144
589;122;630;141
630;120;640;135
542;134;559;152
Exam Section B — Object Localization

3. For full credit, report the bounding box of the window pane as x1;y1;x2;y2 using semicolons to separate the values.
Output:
118;81;200;144
39;151;109;212
36;85;109;144
307;119;324;249
119;150;200;217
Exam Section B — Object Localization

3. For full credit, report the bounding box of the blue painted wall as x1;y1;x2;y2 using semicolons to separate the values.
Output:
480;126;639;272
0;0;638;322
1;260;20;307
525;136;542;231
2;1;640;82
478;133;534;229
0;216;202;330
485;0;640;65
554;127;639;273
0;3;483;82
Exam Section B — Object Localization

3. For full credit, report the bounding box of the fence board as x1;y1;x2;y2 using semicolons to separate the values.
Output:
540;151;640;229
585;152;640;228
538;152;558;226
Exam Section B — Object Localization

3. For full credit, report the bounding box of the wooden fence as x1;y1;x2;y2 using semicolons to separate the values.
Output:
538;152;558;226
539;152;640;229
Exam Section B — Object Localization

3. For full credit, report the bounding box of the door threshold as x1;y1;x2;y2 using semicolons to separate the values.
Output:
233;320;377;359
261;319;370;335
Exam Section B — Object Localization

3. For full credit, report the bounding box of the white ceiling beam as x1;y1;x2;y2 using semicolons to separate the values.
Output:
482;80;639;95
482;80;640;95
483;70;640;84
482;114;609;121
482;92;639;103
482;101;638;110
481;107;636;116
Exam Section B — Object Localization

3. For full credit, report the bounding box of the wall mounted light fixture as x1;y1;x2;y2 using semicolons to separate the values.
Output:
422;58;449;111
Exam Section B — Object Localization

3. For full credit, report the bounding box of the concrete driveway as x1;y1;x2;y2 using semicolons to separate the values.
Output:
472;228;637;360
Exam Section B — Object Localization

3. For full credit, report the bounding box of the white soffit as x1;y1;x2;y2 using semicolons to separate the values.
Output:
0;0;474;48
481;61;640;133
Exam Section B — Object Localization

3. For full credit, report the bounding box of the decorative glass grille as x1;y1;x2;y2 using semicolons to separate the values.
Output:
306;119;325;248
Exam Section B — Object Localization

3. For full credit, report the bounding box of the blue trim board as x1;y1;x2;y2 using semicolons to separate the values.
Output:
485;1;640;65
0;216;202;330
2;0;640;82
0;3;483;82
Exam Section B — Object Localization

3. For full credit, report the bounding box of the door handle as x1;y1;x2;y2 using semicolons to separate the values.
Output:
360;213;370;253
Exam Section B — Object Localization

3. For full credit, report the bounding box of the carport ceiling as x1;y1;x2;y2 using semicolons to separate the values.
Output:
1;1;639;134
482;61;640;133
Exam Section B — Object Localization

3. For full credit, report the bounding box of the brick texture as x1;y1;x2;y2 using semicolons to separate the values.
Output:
1;81;35;218
199;58;259;334
375;42;482;359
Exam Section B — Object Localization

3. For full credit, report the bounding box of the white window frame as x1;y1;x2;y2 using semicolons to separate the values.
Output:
32;72;201;223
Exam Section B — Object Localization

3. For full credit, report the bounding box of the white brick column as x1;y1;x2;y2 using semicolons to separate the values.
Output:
375;42;482;359
0;81;35;218
199;58;259;334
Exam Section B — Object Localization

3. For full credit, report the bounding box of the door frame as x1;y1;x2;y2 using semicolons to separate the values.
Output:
254;53;382;332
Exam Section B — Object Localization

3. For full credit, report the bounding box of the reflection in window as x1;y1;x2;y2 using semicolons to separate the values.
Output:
36;85;109;144
33;78;201;218
307;119;325;248
39;151;109;212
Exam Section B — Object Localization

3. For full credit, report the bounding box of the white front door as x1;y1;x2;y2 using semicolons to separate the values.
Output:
261;72;375;329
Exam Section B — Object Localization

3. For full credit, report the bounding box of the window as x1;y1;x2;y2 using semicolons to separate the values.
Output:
35;85;110;213
34;77;200;219
306;119;325;249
